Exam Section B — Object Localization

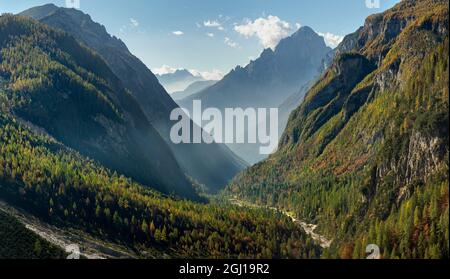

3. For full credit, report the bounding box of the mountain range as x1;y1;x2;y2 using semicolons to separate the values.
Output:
0;12;316;259
1;10;197;199
171;80;217;101
179;26;331;164
228;0;449;259
156;69;204;94
0;0;447;260
20;4;246;192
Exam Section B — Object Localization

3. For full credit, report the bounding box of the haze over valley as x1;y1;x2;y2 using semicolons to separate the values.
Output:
0;0;448;260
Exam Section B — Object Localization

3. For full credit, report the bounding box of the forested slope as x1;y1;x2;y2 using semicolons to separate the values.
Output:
20;4;247;191
0;14;197;199
1;83;319;258
228;0;449;259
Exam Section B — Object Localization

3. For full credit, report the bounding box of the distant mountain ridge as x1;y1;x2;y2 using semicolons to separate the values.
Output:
20;4;246;191
156;69;204;93
180;26;331;164
172;80;217;101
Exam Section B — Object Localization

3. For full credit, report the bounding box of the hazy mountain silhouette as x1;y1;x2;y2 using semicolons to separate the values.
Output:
180;26;331;164
156;69;204;93
21;4;247;191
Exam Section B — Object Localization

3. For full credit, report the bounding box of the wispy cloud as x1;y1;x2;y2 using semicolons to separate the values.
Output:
234;15;292;49
224;37;240;49
190;69;224;80
203;19;226;31
120;18;145;34
206;33;215;37
172;30;184;36
130;18;139;27
204;20;221;28
153;65;180;75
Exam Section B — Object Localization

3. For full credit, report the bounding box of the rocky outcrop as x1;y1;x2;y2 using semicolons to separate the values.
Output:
405;131;447;184
281;53;376;147
380;131;447;183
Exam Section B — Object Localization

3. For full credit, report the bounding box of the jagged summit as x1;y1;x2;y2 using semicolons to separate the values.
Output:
179;25;331;164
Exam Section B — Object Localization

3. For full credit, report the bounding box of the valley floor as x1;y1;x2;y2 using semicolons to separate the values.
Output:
228;198;332;248
0;199;139;259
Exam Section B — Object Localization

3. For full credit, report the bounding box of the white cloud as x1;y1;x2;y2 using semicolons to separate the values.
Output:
318;32;344;48
130;18;139;27
295;22;302;30
224;37;240;49
234;15;292;49
204;19;226;31
190;69;224;81
153;65;180;75
218;14;231;21
204;20;221;27
120;18;141;33
172;30;184;36
206;33;215;37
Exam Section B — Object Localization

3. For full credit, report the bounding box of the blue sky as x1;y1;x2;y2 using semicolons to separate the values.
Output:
1;0;399;79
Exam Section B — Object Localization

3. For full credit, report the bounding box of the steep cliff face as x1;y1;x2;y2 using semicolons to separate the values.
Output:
336;0;449;64
281;53;376;149
20;4;174;125
372;130;447;206
228;0;449;258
